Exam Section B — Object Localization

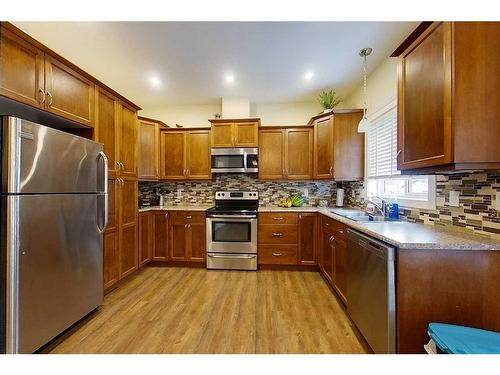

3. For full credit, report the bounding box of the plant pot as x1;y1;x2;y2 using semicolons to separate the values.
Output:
323;109;332;113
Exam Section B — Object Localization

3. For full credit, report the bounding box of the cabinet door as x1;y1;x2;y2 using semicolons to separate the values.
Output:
160;131;186;179
119;179;138;278
187;130;211;180
170;223;187;260
153;211;169;261
96;88;119;177
285;128;313;180
333;237;347;304
259;129;285;180
103;178;119;290
333;112;364;180
211;123;234;147
398;22;453;170
118;103;138;177
138;119;159;180
298;213;316;265
0;27;45;108
320;229;333;284
234;122;258;147
188;222;206;262
138;212;153;267
44;54;95;127
313;115;334;179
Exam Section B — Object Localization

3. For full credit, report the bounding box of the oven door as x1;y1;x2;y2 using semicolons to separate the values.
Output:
206;216;257;254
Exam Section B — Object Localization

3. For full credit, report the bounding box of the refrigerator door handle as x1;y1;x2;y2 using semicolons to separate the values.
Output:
97;151;109;233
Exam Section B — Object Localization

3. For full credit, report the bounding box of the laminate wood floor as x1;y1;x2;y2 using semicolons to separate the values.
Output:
49;267;369;354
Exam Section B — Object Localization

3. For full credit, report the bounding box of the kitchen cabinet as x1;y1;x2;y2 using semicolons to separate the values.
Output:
209;118;259;147
0;22;141;130
138;211;153;267
118;103;139;177
119;178;138;278
311;110;364;180
258;127;313;180
138;117;160;180
258;212;317;266
298;213;317;265
319;217;335;284
103;178;119;290
43;54;95;127
153;211;169;261
169;211;206;262
0;26;45;109
96;87;119;176
396;22;500;172
160;129;211;180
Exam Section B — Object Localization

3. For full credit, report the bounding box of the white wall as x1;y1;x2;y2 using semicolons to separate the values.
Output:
140;101;323;127
343;58;398;115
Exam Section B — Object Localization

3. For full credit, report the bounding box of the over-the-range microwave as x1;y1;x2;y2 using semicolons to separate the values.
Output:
211;147;258;173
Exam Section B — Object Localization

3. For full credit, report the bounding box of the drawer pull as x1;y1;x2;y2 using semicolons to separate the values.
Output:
272;252;282;257
272;233;283;237
186;215;192;219
273;217;284;220
338;230;344;234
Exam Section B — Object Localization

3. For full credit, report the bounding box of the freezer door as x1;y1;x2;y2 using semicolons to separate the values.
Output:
1;117;105;194
5;194;103;353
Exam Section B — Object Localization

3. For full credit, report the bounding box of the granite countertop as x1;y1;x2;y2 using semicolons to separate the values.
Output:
260;206;500;251
138;205;212;212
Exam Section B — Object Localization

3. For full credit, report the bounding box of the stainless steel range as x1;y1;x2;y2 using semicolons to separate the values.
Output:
206;191;258;270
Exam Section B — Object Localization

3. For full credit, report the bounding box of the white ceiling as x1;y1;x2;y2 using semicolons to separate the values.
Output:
14;22;418;108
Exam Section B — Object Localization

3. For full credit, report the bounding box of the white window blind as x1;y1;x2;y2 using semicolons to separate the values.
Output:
366;106;399;178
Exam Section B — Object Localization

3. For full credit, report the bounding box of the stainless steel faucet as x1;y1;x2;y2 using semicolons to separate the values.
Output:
367;198;388;216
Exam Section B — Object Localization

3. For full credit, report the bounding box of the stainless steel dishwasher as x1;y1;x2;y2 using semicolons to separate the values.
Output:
347;229;396;354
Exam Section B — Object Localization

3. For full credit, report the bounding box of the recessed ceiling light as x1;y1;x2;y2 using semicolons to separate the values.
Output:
225;74;235;84
149;76;162;88
304;71;314;81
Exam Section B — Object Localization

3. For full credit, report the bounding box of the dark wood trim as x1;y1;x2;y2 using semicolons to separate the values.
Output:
2;21;142;111
390;22;434;57
259;125;313;129
258;264;319;272
138;115;169;128
307;109;363;125
209;117;260;124
148;260;205;268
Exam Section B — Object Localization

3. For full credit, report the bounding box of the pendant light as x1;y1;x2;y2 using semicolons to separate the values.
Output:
358;47;373;133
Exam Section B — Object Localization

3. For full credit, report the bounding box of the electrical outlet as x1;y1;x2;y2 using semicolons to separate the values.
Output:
176;189;182;199
496;192;500;211
449;190;460;207
303;189;309;198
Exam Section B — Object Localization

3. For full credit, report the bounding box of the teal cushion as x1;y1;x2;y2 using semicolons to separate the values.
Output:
428;323;500;354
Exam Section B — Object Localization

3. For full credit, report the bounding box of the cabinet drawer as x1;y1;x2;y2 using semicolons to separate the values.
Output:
258;245;298;265
259;212;298;225
169;211;205;224
258;225;297;244
332;220;347;241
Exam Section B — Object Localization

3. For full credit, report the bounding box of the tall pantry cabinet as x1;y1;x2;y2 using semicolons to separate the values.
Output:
96;87;139;291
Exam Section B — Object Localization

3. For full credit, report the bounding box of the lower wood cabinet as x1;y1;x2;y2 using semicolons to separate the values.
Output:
319;214;347;304
169;211;206;262
258;212;316;266
153;211;169;261
138;211;153;267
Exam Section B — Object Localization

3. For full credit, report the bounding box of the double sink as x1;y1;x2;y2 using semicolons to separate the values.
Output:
329;208;401;223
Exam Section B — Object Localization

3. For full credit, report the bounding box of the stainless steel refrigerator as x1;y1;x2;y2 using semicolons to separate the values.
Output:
0;116;108;353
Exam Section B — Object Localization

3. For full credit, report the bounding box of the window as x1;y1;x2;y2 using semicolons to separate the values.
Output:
365;102;436;210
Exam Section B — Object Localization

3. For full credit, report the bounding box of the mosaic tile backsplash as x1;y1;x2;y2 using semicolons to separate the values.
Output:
139;174;361;208
139;172;500;239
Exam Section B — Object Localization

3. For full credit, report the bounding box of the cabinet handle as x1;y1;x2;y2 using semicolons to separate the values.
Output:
330;166;333;176
121;162;125;170
38;88;45;104
187;169;190;177
186;215;192;219
396;149;402;159
338;230;344;234
273;217;284;220
46;91;53;106
272;252;282;257
116;161;120;169
272;233;283;237
165;213;169;219
187;223;190;228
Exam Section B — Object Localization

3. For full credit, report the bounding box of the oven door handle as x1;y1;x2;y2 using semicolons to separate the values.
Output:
208;254;257;259
208;214;257;219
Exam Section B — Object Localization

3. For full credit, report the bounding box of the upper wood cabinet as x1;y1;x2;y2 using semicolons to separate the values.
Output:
311;110;364;181
44;54;95;126
313;115;334;179
0;22;141;129
209;118;259;147
118;103;139;177
96;88;119;177
397;22;500;172
259;127;313;180
138;117;168;180
0;26;45;109
160;129;211;180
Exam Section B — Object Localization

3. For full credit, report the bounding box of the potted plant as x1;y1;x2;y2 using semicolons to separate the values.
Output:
318;89;342;113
